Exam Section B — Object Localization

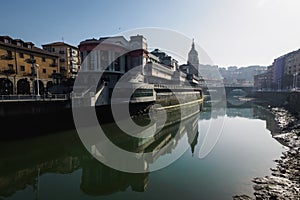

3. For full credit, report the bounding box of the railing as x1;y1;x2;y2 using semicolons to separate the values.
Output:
0;54;14;60
0;94;70;102
154;84;202;90
50;63;58;67
71;86;95;98
25;58;36;64
93;82;106;102
0;69;16;75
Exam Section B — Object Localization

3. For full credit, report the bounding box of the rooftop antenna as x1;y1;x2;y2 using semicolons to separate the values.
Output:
62;37;64;43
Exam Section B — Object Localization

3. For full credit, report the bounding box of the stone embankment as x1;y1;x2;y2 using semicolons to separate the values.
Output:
234;107;300;200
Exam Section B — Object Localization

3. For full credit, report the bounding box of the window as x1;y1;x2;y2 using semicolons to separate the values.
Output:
30;55;34;59
19;52;24;58
20;66;25;71
7;50;12;57
53;70;56;73
100;51;109;70
8;64;13;71
43;69;46;73
52;48;55;52
42;57;46;62
114;52;121;71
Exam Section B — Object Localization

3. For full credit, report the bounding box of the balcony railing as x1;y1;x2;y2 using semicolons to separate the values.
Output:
25;58;36;64
0;69;16;75
1;54;14;60
50;63;58;67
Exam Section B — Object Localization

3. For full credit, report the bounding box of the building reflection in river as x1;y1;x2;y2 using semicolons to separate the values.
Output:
0;100;281;199
202;99;280;135
0;105;200;198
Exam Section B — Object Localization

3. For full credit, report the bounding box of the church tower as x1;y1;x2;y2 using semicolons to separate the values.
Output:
187;39;199;76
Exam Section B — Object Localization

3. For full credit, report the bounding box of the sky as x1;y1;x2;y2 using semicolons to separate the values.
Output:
1;0;300;67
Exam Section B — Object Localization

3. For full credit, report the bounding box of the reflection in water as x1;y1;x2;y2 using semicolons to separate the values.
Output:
0;104;200;199
202;99;280;135
0;100;284;199
0;132;81;198
80;156;149;196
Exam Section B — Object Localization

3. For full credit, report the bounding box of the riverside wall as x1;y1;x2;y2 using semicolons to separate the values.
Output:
250;91;300;115
0;100;71;117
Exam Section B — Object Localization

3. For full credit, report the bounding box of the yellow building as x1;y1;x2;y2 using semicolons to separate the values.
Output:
42;42;80;79
0;36;60;95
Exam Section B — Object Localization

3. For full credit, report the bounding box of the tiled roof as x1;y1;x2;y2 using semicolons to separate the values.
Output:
42;42;78;49
0;41;59;57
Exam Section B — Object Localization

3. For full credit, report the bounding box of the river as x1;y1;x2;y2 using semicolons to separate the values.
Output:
0;101;285;200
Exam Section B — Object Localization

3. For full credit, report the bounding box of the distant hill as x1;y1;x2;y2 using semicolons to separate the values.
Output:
218;65;267;86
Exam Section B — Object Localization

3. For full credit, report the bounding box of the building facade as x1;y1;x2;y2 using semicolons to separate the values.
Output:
42;42;80;79
78;35;188;85
219;65;267;87
284;49;300;75
0;36;59;95
78;35;148;88
254;66;273;90
77;35;198;104
272;56;285;89
253;48;300;90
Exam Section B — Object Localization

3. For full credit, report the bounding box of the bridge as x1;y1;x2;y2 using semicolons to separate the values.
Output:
203;86;254;96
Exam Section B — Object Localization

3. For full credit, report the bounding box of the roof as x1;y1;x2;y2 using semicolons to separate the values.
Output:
0;41;59;58
14;39;24;42
42;42;78;49
0;36;12;40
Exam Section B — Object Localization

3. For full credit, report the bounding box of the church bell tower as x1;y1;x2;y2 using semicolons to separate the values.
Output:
187;39;199;76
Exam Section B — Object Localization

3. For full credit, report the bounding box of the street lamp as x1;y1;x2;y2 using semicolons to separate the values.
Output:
27;58;36;95
36;64;40;98
293;73;298;91
296;73;298;90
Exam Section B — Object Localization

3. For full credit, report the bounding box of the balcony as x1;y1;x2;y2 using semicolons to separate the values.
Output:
50;63;58;67
1;54;14;60
59;58;65;62
25;58;36;64
1;69;16;75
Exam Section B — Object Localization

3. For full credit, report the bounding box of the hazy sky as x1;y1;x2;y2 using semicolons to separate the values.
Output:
1;0;300;67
